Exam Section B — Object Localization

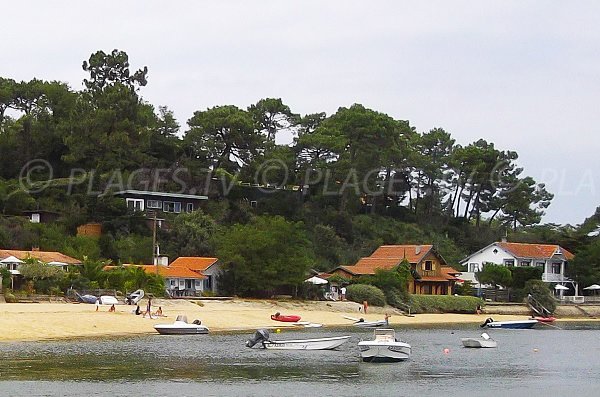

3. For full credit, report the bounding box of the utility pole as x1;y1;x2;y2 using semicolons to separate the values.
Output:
152;211;158;274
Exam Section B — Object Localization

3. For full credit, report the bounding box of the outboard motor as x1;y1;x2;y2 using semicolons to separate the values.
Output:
480;317;494;328
246;329;270;348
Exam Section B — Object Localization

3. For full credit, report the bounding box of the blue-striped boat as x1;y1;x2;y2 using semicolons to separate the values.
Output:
480;318;538;329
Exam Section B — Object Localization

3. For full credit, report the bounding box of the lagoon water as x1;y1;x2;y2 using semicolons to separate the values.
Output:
0;323;599;396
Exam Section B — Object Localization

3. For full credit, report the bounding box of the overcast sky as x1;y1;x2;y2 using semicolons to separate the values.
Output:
2;1;599;225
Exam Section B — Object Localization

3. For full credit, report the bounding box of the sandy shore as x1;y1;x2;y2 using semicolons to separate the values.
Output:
0;299;597;342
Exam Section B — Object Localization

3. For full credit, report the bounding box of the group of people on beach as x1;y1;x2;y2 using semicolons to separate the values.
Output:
95;297;165;318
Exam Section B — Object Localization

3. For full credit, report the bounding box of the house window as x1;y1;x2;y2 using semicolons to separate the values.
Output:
194;279;201;289
422;284;432;295
424;261;433;271
163;201;182;213
551;262;561;274
185;279;193;289
186;203;194;212
126;198;144;211
250;200;258;208
170;279;176;286
147;200;162;209
31;213;41;223
503;259;515;266
520;260;531;267
204;275;213;290
535;261;545;267
468;263;480;272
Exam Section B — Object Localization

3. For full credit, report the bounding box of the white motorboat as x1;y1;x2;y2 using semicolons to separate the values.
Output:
246;329;350;350
154;315;209;335
461;332;498;348
343;316;388;328
126;289;144;305
480;318;538;329
358;328;411;362
100;295;119;305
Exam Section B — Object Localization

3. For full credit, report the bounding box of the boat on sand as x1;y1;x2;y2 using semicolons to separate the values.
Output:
154;315;209;335
271;312;302;322
246;329;350;350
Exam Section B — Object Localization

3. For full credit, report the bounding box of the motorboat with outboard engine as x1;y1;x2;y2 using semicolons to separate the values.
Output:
461;332;498;348
480;317;538;329
246;329;350;350
358;328;411;362
154;315;209;335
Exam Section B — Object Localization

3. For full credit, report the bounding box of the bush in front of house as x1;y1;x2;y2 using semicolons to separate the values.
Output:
346;284;386;307
409;295;483;314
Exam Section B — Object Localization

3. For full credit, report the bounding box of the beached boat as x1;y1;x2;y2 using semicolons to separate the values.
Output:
532;316;556;323
343;315;389;328
80;294;98;304
154;315;209;335
358;328;411;362
100;295;119;305
271;312;302;322
246;329;350;350
461;332;498;348
126;289;144;305
480;318;538;329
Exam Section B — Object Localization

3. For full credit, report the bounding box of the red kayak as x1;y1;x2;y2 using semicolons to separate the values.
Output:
271;313;301;322
533;316;556;323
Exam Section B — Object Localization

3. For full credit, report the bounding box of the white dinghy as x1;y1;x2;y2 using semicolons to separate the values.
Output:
154;315;209;335
358;328;411;362
246;329;350;350
461;332;498;348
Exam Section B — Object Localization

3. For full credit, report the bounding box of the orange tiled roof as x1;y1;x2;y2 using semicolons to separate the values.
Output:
106;264;206;279
369;245;433;263
497;242;574;260
170;257;218;271
354;257;403;269
0;249;81;265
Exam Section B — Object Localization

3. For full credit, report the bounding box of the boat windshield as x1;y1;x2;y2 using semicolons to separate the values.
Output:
175;315;188;323
373;328;396;340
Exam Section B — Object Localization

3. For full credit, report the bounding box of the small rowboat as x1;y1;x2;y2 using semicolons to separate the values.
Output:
461;332;498;348
271;312;301;322
533;316;556;323
480;317;538;329
246;329;350;350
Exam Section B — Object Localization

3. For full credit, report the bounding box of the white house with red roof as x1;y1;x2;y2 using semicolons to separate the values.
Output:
459;241;575;288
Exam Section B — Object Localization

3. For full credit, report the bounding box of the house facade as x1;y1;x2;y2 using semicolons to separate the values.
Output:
113;190;208;215
0;249;82;290
331;245;461;296
459;241;574;287
169;257;220;293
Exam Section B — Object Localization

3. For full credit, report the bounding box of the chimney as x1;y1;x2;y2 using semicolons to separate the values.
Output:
415;245;422;255
501;237;507;243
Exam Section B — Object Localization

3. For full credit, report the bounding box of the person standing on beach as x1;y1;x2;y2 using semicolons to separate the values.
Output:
144;297;152;318
95;299;100;312
340;286;346;301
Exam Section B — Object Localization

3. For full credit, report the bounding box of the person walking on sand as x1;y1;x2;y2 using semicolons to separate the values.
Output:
340;286;346;301
95;298;100;312
362;300;368;314
144;297;152;318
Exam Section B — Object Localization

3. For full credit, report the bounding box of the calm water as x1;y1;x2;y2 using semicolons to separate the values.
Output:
0;323;599;396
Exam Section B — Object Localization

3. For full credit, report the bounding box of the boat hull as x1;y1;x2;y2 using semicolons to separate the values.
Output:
358;342;411;362
461;338;498;348
262;336;350;350
154;325;209;335
484;320;538;329
353;320;387;328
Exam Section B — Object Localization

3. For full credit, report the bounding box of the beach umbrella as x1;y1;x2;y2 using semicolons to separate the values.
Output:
554;284;569;290
304;276;328;285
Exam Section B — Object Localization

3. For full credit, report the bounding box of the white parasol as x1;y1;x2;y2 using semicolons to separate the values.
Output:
304;276;328;285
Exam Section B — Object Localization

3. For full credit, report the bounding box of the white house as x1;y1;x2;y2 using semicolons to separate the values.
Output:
460;241;574;288
169;257;221;293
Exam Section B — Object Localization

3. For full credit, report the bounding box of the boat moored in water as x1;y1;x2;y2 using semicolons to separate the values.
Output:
358;328;411;362
154;315;209;335
480;317;538;329
246;329;350;350
461;332;498;348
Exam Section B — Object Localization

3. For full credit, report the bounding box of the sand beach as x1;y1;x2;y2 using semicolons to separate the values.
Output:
1;298;597;342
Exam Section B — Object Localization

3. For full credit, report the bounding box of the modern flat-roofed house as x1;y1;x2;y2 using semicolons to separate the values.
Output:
113;190;208;215
331;245;461;295
459;241;574;288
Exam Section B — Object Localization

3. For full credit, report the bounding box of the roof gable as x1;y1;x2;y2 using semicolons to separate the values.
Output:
170;257;218;271
498;242;574;260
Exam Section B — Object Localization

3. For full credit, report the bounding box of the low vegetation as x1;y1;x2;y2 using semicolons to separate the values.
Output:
408;295;483;314
346;284;386;307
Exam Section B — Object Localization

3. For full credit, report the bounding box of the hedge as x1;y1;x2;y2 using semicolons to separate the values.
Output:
346;284;386;307
409;295;483;314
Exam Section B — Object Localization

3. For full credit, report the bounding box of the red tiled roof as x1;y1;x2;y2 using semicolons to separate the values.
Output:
498;242;574;260
0;249;81;265
369;245;433;263
354;257;402;269
170;257;218;271
105;264;206;279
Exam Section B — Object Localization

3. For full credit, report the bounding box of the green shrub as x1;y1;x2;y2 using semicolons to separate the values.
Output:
346;284;386;307
523;279;556;314
409;295;483;314
4;292;17;303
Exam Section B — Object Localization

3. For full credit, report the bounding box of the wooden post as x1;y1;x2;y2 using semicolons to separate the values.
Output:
152;212;158;274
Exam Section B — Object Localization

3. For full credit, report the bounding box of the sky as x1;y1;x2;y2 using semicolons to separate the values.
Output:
1;1;599;225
